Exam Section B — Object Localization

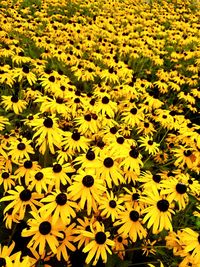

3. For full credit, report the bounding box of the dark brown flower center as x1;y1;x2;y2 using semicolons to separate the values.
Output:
102;96;109;104
129;148;139;158
24;160;33;169
72;132;80;141
39;221;51;235
0;257;6;267
130;108;137;114
176;183;187;194
95;231;107;244
82;175;94;187
43;117;53;128
56;193;67;205
129;210;139;221
2;172;9;179
86;150;95;160
157;199;169;212
109;200;117;208
103;157;114;168
35;171;44;181
19;189;32;201
17;142;26;150
153;174;161;183
53;164;62;173
184;150;192;157
11;96;18;103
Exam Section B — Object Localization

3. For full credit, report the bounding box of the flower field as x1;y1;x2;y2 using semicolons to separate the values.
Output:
0;0;200;266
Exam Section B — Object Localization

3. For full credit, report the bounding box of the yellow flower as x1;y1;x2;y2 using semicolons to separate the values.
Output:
82;221;115;265
1;95;27;114
22;210;63;255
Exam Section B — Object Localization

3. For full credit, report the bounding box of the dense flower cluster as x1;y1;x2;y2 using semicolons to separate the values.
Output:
0;0;200;266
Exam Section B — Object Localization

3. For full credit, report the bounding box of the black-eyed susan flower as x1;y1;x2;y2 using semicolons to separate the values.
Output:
28;169;54;194
14;160;41;185
67;169;106;215
62;130;91;153
139;136;160;155
139;171;162;192
181;228;200;264
113;233;128;260
44;162;75;190
30;115;63;155
99;191;124;222
114;203;147;242
119;147;143;175
21;210;63;255
121;105;144;127
1;95;27;115
140;188;175;234
73;216;96;249
172;145;198;169
8;137;34;163
0;170;15;191
73;149;101;170
3;208;20;229
96;151;125;188
82;221;115;265
56;222;76;262
0;242;16;265
39;190;78;225
5;251;31;267
160;178;189;210
12;66;37;85
0;185;43;220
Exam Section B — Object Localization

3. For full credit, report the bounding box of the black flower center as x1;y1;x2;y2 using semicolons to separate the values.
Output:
49;75;55;82
184;150;192;157
110;127;117;134
129;149;139;158
153;174;161;183
43;117;53;128
109;200;117;208
39;221;51;235
132;193;140;201
84;114;91;121
82;175;94;187
148;140;153;145
198;235;200;244
19;189;32;201
103;157;114;168
117;137;124;144
85;225;91;231
157;199;169;212
86;150;95;160
53;164;62;173
102;96;109;104
24;160;33;169
129;210;139;221
17;142;26;150
176;183;187;194
130;108;137;114
72;132;80;141
11;96;18;103
35;171;44;181
117;236;123;243
0;257;6;267
56;193;67;205
144;122;149;128
95;231;107;244
188;179;193;184
22;66;29;73
2;172;9;179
